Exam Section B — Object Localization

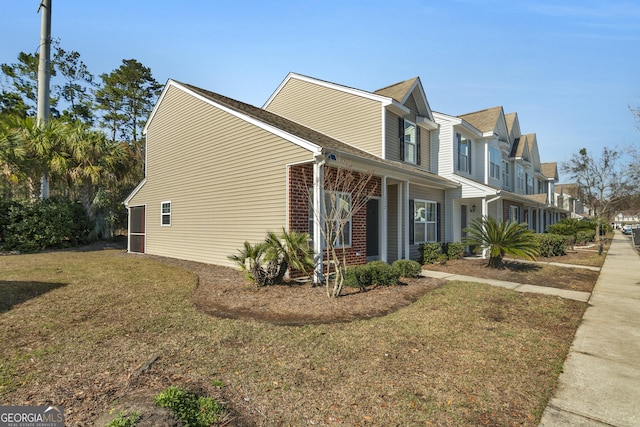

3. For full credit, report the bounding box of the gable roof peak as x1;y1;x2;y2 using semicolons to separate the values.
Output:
373;77;421;103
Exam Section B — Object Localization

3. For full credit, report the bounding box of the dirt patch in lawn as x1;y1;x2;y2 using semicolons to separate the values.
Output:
148;255;443;326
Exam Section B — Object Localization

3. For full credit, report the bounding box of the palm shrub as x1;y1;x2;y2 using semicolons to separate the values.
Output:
463;216;539;269
229;228;314;286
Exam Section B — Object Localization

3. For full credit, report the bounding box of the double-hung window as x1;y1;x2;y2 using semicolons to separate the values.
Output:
414;200;437;243
308;191;352;247
161;201;171;226
502;160;510;189
526;174;534;195
403;120;417;164
516;165;525;192
489;147;501;179
457;133;471;173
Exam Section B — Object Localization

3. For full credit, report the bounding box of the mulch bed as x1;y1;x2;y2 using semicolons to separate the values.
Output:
147;255;444;326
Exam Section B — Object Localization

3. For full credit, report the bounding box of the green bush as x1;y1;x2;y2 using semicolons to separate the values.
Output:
575;230;596;244
367;261;400;286
154;385;225;427
534;233;567;257
344;265;371;291
392;259;422;278
345;261;401;289
420;242;442;265
445;242;465;260
2;198;94;253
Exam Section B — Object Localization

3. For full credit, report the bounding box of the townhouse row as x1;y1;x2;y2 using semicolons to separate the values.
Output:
124;73;584;272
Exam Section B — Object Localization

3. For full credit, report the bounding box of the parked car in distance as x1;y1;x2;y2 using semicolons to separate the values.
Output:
622;225;633;235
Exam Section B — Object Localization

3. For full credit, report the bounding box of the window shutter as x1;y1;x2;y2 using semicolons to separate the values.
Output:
456;133;461;171
409;199;415;245
398;117;404;161
416;126;421;165
436;202;441;242
468;141;471;174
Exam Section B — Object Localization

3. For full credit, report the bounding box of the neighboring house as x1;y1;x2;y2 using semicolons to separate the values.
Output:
432;106;568;242
124;78;458;277
613;210;640;227
555;183;585;219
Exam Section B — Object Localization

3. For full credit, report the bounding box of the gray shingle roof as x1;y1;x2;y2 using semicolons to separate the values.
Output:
458;106;503;133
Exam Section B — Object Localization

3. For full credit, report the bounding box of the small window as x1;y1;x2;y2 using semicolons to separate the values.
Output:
404;120;417;164
457;133;471;173
502;160;510;189
509;205;520;222
308;191;352;247
489;147;501;179
161;201;171;226
516;165;525;192
414;199;437;243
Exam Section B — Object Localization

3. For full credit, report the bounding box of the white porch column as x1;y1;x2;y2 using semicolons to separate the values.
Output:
381;176;388;263
313;161;324;284
397;183;403;261
404;181;410;260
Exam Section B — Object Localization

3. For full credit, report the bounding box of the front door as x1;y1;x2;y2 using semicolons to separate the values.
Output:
366;199;380;261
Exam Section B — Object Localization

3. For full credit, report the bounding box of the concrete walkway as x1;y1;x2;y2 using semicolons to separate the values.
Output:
540;232;640;426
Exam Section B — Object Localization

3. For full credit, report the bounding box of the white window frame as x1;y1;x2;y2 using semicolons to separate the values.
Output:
308;191;352;248
161;201;171;226
509;205;520;222
404;120;417;164
516;164;525;192
502;160;510;189
489;147;500;179
526;174;534;195
457;133;471;173
414;199;437;244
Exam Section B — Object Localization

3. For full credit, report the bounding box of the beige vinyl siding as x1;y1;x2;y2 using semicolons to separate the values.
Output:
129;85;312;267
265;78;383;156
385;112;401;162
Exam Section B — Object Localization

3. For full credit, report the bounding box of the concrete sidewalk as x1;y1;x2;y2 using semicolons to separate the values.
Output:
539;232;640;426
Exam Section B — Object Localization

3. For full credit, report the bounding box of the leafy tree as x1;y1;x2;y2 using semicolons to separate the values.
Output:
54;48;96;124
95;59;161;143
463;216;539;269
562;147;637;239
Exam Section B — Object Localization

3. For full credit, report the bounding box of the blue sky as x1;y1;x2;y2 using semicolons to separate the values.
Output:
1;0;639;182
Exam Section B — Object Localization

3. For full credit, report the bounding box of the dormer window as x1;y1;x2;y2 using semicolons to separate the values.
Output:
456;133;471;173
403;120;417;164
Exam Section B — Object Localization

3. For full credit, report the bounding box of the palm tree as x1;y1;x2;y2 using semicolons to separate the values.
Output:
463;216;539;269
